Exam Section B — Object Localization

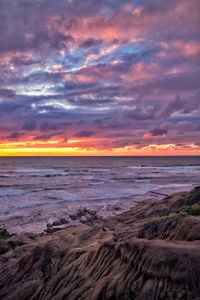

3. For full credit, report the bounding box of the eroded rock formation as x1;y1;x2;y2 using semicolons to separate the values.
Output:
0;187;200;300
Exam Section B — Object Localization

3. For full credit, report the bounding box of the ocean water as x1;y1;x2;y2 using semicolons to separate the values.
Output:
0;156;200;233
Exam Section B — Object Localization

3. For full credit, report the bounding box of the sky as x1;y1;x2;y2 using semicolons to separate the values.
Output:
0;0;200;156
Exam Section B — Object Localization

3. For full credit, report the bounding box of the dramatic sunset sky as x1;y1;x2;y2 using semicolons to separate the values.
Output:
0;0;199;156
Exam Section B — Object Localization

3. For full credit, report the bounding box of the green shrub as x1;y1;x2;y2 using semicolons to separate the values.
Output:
0;228;10;240
0;240;9;255
185;205;200;216
147;212;189;226
175;211;189;219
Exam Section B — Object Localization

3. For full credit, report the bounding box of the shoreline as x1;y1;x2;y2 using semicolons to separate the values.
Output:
0;184;195;234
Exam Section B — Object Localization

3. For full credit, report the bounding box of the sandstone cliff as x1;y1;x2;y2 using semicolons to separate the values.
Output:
0;187;200;300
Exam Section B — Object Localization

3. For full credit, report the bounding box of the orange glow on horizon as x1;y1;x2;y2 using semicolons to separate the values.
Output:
0;141;199;156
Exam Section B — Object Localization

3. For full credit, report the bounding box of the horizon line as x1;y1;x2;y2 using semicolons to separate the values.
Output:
0;155;200;158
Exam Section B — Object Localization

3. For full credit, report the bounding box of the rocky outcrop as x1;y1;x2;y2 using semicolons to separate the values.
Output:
0;187;200;300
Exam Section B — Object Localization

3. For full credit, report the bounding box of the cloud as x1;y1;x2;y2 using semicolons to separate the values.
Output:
23;120;37;131
33;132;60;141
147;128;168;137
0;0;199;153
124;106;156;121
162;96;184;118
79;38;102;48
0;88;16;98
74;130;95;138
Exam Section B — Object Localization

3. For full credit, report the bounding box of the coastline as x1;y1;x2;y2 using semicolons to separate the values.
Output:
1;184;195;234
0;186;200;299
1;156;200;235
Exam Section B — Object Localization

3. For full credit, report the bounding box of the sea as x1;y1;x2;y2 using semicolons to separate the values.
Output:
0;156;200;233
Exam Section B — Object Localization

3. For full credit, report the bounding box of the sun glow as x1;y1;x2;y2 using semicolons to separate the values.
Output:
0;140;199;156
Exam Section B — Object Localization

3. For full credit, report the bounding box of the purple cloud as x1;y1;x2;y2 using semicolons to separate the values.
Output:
0;0;199;152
